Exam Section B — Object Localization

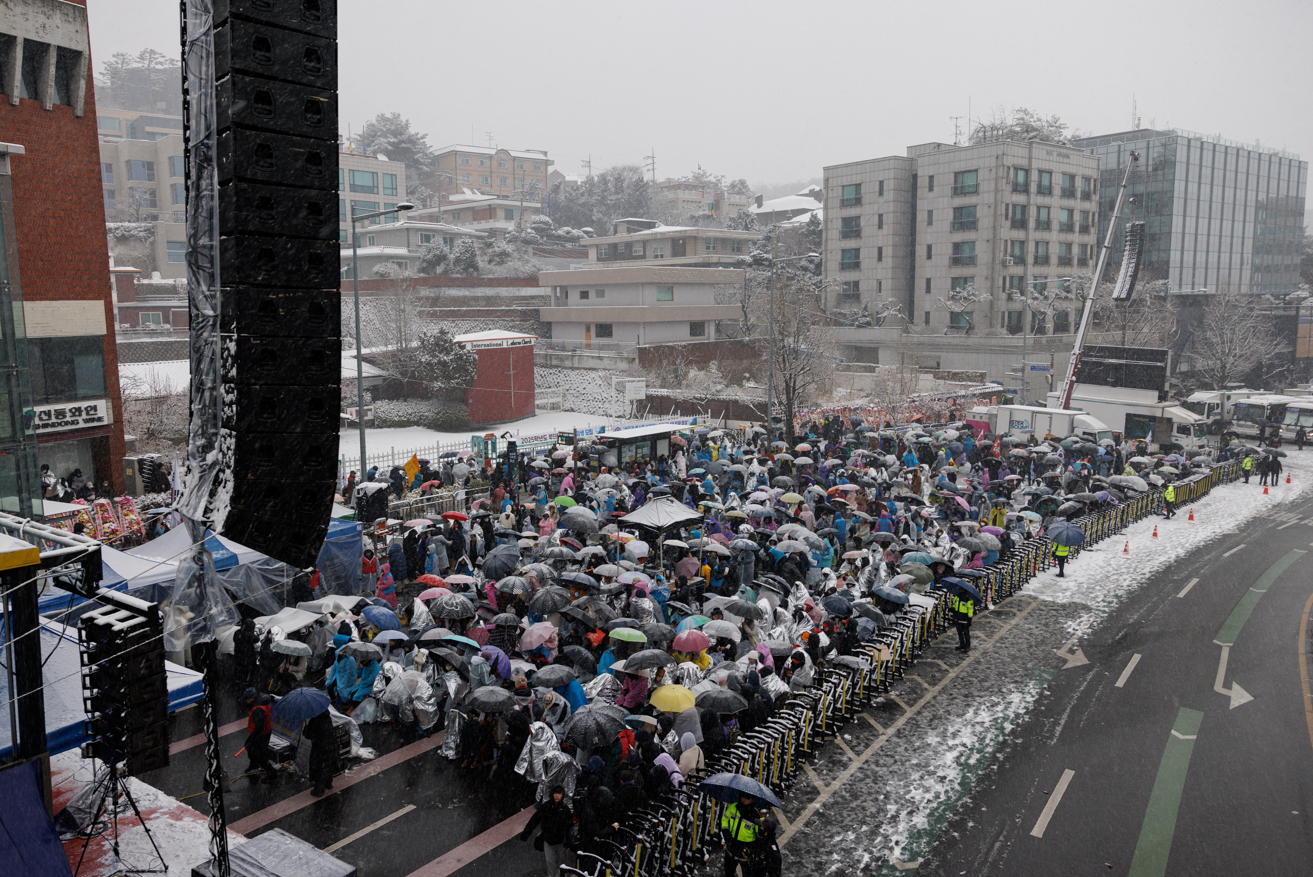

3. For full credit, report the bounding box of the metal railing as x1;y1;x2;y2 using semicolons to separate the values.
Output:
1080;190;1092;200
1077;257;1090;266
840;228;862;239
950;255;976;266
951;219;977;231
1061;187;1077;198
1034;220;1051;231
1033;255;1050;265
1012;182;1029;193
840;196;862;208
1036;184;1052;196
1010;218;1028;229
1079;224;1092;234
1057;256;1073;266
952;184;978;196
1059;221;1076;233
839;260;862;271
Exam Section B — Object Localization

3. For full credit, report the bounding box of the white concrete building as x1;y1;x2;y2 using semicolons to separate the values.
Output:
340;220;484;279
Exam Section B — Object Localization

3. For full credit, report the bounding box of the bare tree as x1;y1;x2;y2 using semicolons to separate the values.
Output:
1087;275;1179;348
1183;285;1288;390
121;368;189;453
751;273;837;445
936;282;986;333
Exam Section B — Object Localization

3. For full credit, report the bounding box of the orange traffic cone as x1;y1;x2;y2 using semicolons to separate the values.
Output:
1152;525;1159;538
1263;485;1270;495
1123;540;1130;554
1188;508;1195;522
1287;473;1292;484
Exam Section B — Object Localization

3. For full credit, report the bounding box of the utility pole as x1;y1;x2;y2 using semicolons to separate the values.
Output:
581;155;592;177
644;149;656;184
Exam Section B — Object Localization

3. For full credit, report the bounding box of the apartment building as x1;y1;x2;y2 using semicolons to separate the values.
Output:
408;193;544;236
1073;129;1307;296
339;151;408;242
99;132;186;277
585;225;759;268
825;140;1101;335
430;144;551;207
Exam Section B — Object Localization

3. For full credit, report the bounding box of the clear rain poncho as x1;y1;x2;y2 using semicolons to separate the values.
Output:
382;669;440;731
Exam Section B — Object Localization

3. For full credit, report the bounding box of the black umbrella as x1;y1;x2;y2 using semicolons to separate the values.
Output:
560;571;600;591
852;602;885;622
605;616;643;630
625;648;676;671
528;586;572;614
941;576;982;602
666;600;695;616
429;594;476;620
821;594;853;618
956;537;985;554
532;664;576;688
761;640;795;658
562;703;628;748
640;623;676;643
426;646;469;677
483;543;522;579
563;645;598;674
467;685;516;714
695;688;750;714
561;607;599;628
496;575;533;595
491;612;520;627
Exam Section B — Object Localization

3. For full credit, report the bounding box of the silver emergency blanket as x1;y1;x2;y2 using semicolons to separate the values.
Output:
582;672;621;701
760;671;790;699
672;662;703;687
374;661;404;698
441;709;466;760
409;597;434;631
514;721;579;803
382;670;440;730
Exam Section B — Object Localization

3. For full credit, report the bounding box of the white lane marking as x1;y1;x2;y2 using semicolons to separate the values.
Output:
323;804;417;853
1177;577;1199;598
1170;730;1198;740
1030;769;1076;838
1279;521;1299;530
1115;654;1143;688
1223;544;1246;557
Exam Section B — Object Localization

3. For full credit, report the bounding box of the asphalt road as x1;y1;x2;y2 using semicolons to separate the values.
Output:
919;489;1313;876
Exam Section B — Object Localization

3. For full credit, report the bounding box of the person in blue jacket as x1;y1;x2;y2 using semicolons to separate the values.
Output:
351;657;381;709
326;633;358;708
554;678;588;712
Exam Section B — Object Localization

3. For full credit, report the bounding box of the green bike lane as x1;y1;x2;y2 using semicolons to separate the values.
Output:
918;498;1313;877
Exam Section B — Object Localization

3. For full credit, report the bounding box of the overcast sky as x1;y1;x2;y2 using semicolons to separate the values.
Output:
89;0;1312;201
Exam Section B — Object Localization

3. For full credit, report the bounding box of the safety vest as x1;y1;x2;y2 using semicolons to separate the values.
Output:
1242;456;1253;470
722;804;760;843
1053;544;1071;557
1164;485;1175;502
952;594;975;618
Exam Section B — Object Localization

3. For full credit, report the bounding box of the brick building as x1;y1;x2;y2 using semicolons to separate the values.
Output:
454;330;536;427
1;0;127;499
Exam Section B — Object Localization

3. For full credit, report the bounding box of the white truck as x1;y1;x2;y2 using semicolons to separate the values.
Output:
974;404;1114;444
1046;386;1207;451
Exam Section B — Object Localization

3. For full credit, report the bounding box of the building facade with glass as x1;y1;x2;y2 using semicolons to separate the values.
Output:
1073;129;1308;296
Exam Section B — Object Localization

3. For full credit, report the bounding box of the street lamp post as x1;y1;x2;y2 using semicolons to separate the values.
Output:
351;202;414;479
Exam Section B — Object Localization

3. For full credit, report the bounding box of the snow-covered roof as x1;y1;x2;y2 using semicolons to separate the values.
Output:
752;193;824;214
591;225;758;243
781;208;822;226
453;330;537;343
122;354;388;399
434;144;550;162
339;246;414;258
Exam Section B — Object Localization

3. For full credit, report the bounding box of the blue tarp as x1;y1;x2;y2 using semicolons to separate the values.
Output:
0;759;72;877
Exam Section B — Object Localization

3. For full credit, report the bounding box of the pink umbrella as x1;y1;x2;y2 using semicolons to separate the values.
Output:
446;574;476;585
980;526;1005;536
520;621;558;652
672;629;709;653
618;571;650;584
709;532;730;545
674;557;701;577
419;587;452;600
953;496;970;510
404;519;431;529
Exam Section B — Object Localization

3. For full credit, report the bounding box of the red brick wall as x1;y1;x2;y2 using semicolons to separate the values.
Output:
2;6;126;492
466;344;535;426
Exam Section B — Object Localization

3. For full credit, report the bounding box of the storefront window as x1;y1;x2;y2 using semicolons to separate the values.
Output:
27;336;107;404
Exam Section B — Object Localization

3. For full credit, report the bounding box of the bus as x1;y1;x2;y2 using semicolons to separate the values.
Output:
1227;394;1298;440
1280;400;1313;440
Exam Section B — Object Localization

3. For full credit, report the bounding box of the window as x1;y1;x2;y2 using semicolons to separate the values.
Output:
1034;206;1051;230
953;170;978;196
339;168;345;191
952;205;977;231
1033;276;1049;293
478;158;489;167
924;311;930;326
499;177;509;186
877;213;884;229
596;323;614;338
878;180;885;196
498;160;508;169
1080;210;1092;234
1007;275;1026;297
420;233;435;244
1009;240;1026;262
1078;243;1091;267
391;260;408;270
926;210;933;227
1033;241;1050;265
877;280;882;296
100;163;115;185
704;237;718;252
1059;208;1075;233
595;289;605;299
338;199;346;222
168;156;185;178
533;163;542;171
170;183;185;205
1036;170;1052;196
1058;242;1073;265
925;244;932;260
351;200;381;223
103;189;116;211
689;321;706;337
1010;204;1027;229
366;235;376;247
951;276;974;293
339;229;348;243
927;175;935;192
840;248;861;271
460;156;470;165
98;117;121;133
1080;177;1093;200
1012;167;1029;193
730;240;744;253
460;173;471;183
949;311;973;331
841;184;862;208
128;186;157;208
349;170;378;194
579;290;590;300
127;160;155;182
1061;173;1077;198
18;39;47;100
166;241;185;263
504;208;515;220
656;286;674;301
27;336;107;404
383;173;398;196
877;246;883;262
951;241;976;266
596;244;609;260
1054;310;1071;333
651;243;665;259
139;312;162;326
630;242;644;256
383;203;398;222
840;281;860;299
1006;311;1024;335
480;175;490;185
840;216;862;239
925;278;932;295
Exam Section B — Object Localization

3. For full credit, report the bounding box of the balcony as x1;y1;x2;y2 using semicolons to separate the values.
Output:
1033;255;1050;265
1012;182;1029;193
951;219;978;231
1058;256;1073;266
841;196;863;208
1010;218;1028;229
1034;220;1051;231
1079;223;1092;234
1077;257;1090;267
837;290;862;301
952;184;978;196
1037;184;1053;196
1059;221;1076;233
1061;187;1077;198
840;228;862;239
1081;191;1092;201
839;260;862;271
951;255;977;266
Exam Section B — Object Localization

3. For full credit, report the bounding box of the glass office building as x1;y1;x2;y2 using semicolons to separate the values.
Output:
1074;129;1307;296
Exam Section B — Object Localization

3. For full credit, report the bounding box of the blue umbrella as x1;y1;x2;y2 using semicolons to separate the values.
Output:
698;772;784;809
676;615;710;632
941;576;982;602
901;551;936;565
952;568;987;579
441;633;482;652
1046;521;1086;547
873;586;910;605
273;687;330;723
361;605;401;631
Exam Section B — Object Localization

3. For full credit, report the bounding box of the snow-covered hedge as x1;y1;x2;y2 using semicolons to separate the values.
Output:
372;399;470;431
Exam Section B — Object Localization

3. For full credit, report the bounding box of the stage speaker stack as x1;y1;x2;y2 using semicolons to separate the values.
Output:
79;591;169;775
1111;220;1146;302
214;0;340;568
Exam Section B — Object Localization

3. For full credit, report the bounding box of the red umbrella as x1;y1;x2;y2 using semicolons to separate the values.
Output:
672;629;709;653
420;480;443;491
442;511;468;521
465;626;490;646
416;574;445;586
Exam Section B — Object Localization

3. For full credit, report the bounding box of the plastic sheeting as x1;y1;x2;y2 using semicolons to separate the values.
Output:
163;519;240;649
0;759;72;877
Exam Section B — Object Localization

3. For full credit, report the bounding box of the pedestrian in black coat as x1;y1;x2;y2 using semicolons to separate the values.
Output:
304;710;338;797
519;784;573;875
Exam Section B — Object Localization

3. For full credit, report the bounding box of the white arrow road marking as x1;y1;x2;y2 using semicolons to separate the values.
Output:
1056;635;1089;669
1214;645;1254;709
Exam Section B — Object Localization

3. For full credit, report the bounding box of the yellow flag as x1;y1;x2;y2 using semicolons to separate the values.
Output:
403;454;421;483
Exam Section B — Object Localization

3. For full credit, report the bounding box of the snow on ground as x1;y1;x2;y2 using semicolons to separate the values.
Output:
52;749;246;877
339;410;645;462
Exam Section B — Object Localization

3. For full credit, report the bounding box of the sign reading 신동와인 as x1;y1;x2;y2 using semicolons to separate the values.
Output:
31;399;112;434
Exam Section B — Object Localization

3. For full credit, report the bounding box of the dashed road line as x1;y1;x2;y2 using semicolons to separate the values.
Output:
1115;654;1143;688
324;804;416;853
1222;544;1246;557
1029;769;1075;838
1177;578;1199;598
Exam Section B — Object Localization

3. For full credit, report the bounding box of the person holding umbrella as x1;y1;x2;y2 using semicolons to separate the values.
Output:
239;687;277;784
950;581;975;653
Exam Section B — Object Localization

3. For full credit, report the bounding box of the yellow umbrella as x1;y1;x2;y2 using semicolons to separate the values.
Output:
780;492;805;504
649;684;696;714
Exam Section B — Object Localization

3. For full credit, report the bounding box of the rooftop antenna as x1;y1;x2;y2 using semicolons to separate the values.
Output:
1132;96;1141;130
485;131;495;148
581;155;592;177
950;116;965;146
643;148;656;184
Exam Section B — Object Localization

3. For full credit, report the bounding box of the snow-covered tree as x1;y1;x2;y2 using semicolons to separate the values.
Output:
1183;285;1288;390
754;274;838;446
971;107;1078;146
725;209;759;232
802;212;823;253
726;178;753;197
416;242;450;275
936;282;985;333
484;241;516;266
549;165;652;232
414;327;478;401
450;238;480;275
357;113;435;199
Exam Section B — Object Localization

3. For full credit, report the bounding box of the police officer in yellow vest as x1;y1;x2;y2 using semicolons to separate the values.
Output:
1052;541;1071;578
1163;483;1177;519
951;588;975;653
721;792;761;876
1242;454;1254;483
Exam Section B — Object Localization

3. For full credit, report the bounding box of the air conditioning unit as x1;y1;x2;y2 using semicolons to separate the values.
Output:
1003;257;1015;266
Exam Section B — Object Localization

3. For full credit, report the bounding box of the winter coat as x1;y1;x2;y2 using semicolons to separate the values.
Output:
521;797;573;846
353;659;380;702
387;541;408;582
